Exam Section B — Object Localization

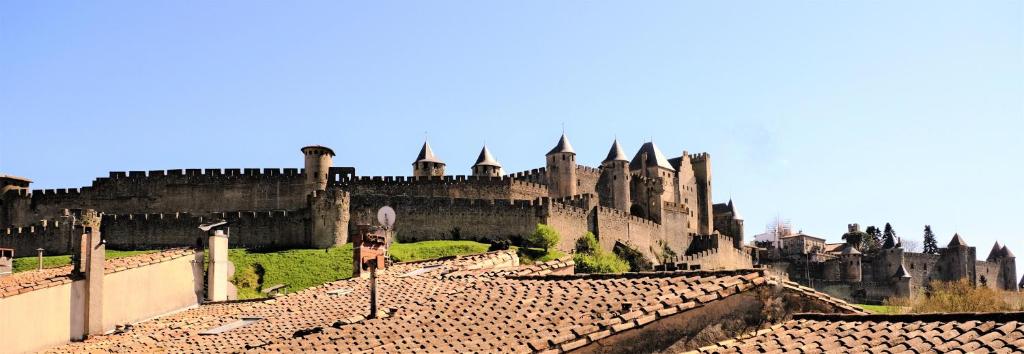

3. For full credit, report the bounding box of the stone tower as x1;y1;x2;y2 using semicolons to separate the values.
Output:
840;243;862;282
944;233;976;284
893;263;912;298
471;146;503;177
301;145;335;195
989;243;1018;291
413;141;446;178
1000;245;1017;292
690;153;714;235
600;139;630;211
545;134;577;198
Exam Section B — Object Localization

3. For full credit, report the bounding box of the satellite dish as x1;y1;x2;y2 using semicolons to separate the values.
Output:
377;206;396;228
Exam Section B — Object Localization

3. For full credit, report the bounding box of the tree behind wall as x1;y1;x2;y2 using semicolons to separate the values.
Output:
864;226;883;252
883;223;898;248
923;225;939;254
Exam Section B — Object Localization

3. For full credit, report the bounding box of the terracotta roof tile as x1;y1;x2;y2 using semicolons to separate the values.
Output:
44;252;860;353
693;313;1024;354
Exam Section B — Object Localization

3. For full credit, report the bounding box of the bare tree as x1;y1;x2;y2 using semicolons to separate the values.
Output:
901;238;921;253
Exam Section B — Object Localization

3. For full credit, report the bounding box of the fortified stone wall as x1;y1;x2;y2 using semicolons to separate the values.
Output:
2;169;309;226
337;175;548;200
903;252;941;289
0;209;310;256
659;204;688;253
545;202;592;252
508;167;547;185
347;195;544;243
594;206;664;261
0;219;75;257
575;166;601;196
975;261;1003;290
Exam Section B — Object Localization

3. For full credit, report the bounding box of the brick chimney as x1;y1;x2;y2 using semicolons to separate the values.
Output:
352;224;388;279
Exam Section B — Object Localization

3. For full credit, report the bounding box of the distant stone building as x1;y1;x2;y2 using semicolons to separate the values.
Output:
0;134;748;269
758;223;1018;303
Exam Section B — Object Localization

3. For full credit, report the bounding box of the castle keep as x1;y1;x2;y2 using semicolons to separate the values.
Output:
0;134;749;269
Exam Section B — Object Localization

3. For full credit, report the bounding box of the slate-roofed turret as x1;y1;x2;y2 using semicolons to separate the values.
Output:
413;141;444;164
471;145;503;177
602;139;628;163
948;233;969;248
546;133;575;156
629;142;674;171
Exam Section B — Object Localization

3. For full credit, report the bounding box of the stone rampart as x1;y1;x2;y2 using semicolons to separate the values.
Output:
347;195;544;243
0;209;310;255
338;175;548;200
3;168;310;226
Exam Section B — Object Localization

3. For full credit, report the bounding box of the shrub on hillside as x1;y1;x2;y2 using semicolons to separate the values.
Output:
575;232;600;254
574;252;629;274
614;242;653;271
883;279;1018;313
572;232;629;274
526;224;560;252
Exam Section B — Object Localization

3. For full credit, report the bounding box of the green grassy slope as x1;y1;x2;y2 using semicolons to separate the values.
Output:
11;250;158;273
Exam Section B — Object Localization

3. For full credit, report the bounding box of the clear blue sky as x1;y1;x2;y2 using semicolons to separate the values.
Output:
2;2;1021;262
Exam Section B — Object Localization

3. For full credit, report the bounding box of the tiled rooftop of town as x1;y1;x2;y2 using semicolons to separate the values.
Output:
691;312;1024;354
0;248;196;298
42;250;864;353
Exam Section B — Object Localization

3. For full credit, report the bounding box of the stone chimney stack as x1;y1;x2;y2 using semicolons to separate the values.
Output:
207;229;234;302
77;209;105;337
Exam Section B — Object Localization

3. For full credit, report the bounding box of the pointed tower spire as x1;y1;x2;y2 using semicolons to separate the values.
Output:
947;233;968;248
988;242;1005;261
1002;245;1014;258
473;145;501;167
893;263;912;278
547;133;575;155
414;141;443;164
603;139;628;163
412;140;445;177
471;145;502;177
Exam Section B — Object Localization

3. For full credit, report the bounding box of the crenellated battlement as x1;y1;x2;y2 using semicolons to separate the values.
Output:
338;174;545;189
101;168;304;181
595;206;661;228
351;194;545;211
547;200;590;219
551;193;596;210
2;218;70;237
688;152;710;162
575;165;601;176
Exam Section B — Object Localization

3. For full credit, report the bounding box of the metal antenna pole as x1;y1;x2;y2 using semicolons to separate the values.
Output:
368;262;378;319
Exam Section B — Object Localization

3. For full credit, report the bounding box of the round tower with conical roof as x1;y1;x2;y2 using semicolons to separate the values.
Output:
301;145;335;195
600;139;630;211
840;243;863;282
413;141;446;178
545;133;577;198
471;146;503;177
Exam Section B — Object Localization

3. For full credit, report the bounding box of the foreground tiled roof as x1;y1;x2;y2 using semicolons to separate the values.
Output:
46;251;861;353
0;248;195;298
691;312;1024;353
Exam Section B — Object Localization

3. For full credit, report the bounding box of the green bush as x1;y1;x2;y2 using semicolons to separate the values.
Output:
575;232;600;254
526;224;560;252
614;242;653;271
573;252;629;273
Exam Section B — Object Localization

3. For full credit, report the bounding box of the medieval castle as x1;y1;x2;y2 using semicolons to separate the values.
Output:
757;223;1018;303
0;134;750;269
